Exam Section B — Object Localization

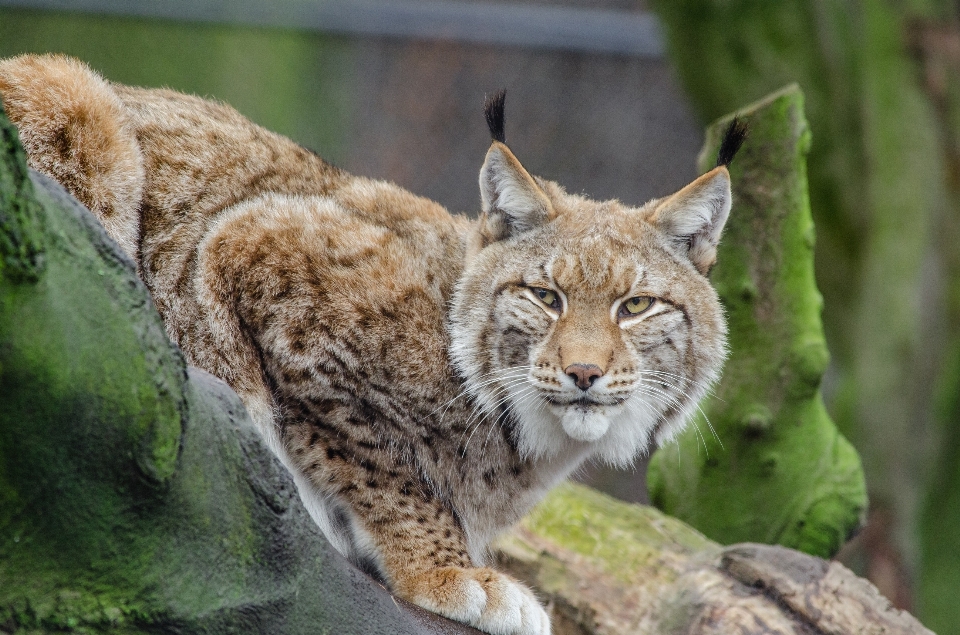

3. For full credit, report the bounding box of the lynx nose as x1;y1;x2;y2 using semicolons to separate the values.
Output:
565;363;604;390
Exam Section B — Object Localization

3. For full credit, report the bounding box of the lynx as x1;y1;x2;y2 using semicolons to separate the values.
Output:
0;54;744;635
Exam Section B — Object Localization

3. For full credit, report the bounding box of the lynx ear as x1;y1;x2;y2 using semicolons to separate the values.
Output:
477;89;553;242
649;166;732;274
479;142;553;241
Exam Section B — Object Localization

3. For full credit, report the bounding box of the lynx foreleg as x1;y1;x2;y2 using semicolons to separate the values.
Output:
287;423;550;635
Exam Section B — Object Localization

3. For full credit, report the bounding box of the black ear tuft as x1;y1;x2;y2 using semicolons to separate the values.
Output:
484;89;506;144
716;117;748;168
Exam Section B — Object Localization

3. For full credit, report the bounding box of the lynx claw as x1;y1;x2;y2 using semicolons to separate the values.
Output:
402;566;550;635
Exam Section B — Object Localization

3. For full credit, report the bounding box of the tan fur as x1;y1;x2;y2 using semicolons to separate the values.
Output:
0;54;144;262
0;54;734;635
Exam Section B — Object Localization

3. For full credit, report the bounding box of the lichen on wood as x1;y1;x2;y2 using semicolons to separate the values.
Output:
496;483;930;635
647;85;867;559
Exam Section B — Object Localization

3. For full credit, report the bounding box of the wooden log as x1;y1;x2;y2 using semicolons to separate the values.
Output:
497;483;933;634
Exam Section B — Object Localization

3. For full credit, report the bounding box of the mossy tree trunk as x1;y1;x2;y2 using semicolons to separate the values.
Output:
498;482;930;635
647;85;866;559
650;2;956;626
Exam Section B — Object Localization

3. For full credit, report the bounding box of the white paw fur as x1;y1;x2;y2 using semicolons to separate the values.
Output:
407;567;550;635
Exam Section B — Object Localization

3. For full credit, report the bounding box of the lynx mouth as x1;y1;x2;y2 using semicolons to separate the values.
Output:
545;395;626;407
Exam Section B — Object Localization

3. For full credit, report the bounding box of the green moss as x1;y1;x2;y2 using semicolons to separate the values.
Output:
0;173;180;629
648;86;866;558
519;482;715;585
0;104;43;282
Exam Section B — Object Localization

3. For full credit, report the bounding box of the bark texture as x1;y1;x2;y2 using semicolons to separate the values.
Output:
647;85;867;559
497;482;931;635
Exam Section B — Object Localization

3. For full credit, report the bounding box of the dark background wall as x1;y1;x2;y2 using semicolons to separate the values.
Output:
346;37;700;216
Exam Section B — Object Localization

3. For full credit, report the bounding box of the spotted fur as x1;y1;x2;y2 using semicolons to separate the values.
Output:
0;54;736;635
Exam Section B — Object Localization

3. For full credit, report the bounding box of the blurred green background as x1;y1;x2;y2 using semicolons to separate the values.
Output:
0;2;957;633
0;8;355;161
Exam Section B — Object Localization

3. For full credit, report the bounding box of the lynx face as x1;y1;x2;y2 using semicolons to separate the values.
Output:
450;142;731;467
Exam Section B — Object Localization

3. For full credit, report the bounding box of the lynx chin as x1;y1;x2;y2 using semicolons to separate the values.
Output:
0;54;745;635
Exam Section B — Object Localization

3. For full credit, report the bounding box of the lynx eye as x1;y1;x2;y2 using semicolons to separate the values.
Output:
530;287;562;311
618;296;654;318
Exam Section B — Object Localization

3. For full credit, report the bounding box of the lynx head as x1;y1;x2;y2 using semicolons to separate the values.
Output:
449;91;745;466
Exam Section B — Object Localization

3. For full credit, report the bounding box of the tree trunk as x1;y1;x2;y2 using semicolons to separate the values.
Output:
649;2;952;621
498;482;930;635
647;84;867;559
909;13;960;634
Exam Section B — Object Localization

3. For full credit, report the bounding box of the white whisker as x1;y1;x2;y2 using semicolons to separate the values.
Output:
472;384;540;457
459;381;536;455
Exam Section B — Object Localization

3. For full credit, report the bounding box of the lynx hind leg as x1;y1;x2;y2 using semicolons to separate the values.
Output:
0;54;144;261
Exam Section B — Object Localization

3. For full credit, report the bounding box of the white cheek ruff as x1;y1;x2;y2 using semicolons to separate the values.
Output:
502;377;662;466
448;250;727;469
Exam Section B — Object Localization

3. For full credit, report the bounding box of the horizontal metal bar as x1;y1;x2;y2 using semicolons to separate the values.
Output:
0;0;665;57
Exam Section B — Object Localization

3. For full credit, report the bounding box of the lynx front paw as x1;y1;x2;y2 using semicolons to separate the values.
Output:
399;566;550;635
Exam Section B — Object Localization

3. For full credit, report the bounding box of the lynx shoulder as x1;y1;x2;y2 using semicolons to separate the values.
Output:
0;54;742;635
